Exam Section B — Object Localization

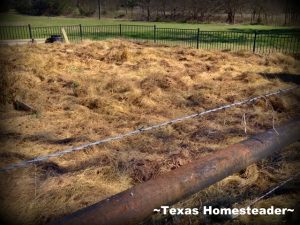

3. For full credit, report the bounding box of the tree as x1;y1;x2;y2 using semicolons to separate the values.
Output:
126;0;138;17
77;0;96;16
46;0;71;15
31;0;48;15
138;0;152;21
11;0;300;25
223;0;245;24
14;0;75;16
15;0;33;14
0;0;12;12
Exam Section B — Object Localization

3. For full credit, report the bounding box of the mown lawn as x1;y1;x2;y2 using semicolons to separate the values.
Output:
1;13;299;54
0;12;298;32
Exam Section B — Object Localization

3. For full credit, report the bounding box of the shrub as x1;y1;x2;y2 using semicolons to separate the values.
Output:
0;0;12;13
14;0;76;16
77;0;96;17
15;0;33;14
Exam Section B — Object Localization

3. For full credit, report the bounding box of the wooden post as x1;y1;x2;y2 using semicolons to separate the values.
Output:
61;28;70;44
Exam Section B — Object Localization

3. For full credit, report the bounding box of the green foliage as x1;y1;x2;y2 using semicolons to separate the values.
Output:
46;0;72;15
77;0;96;17
0;0;12;13
126;0;138;8
14;0;76;16
14;0;33;14
32;0;48;15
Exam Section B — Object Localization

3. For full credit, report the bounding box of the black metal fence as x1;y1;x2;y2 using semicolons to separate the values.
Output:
0;24;299;54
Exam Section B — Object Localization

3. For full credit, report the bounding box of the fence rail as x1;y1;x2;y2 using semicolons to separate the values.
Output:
0;24;299;54
49;119;300;225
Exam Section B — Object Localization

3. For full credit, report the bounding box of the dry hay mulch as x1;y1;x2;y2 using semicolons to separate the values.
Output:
0;39;299;225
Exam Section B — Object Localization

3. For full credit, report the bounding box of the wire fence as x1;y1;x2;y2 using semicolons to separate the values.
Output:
0;86;298;173
0;24;299;54
231;171;300;219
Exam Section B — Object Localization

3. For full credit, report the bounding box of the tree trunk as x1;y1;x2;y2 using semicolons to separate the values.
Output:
264;12;268;24
192;9;198;20
284;0;289;25
199;12;205;22
141;5;145;18
147;5;150;21
162;0;166;18
227;10;235;24
172;8;176;20
251;10;256;24
257;10;262;24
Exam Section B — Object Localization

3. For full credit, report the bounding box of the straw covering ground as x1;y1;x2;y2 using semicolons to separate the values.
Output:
0;40;300;225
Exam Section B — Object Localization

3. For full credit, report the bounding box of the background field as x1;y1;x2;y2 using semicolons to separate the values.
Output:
1;14;300;55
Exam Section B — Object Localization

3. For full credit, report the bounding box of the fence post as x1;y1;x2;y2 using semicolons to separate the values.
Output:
253;30;257;53
79;24;83;42
119;24;122;37
197;28;200;49
154;25;156;43
28;24;33;42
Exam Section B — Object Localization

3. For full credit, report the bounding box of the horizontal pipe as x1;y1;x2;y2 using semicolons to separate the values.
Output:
50;119;300;225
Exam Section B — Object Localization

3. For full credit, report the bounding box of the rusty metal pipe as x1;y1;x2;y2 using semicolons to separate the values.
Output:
50;119;300;225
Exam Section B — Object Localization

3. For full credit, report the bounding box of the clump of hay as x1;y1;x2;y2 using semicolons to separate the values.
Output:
103;45;129;64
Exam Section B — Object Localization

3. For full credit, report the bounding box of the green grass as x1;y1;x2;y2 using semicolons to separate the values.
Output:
0;13;299;54
0;13;299;32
